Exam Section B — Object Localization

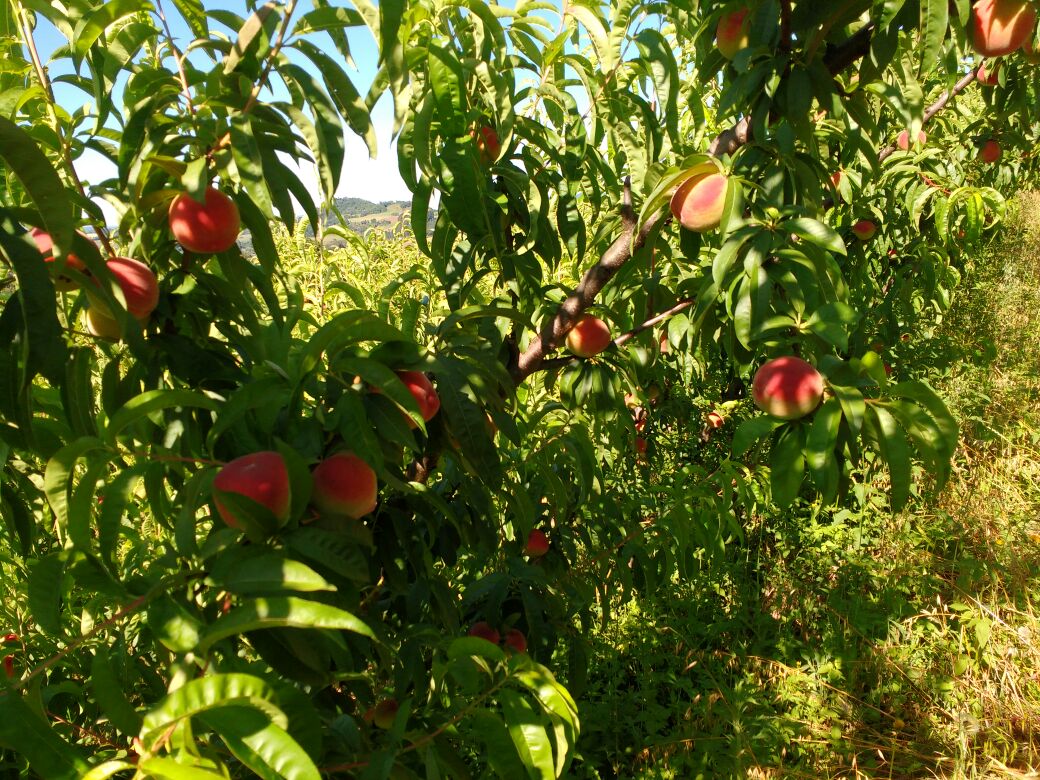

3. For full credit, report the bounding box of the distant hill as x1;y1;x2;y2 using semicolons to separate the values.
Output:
237;196;432;255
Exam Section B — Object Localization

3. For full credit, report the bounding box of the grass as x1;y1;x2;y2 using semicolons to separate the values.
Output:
571;194;1040;779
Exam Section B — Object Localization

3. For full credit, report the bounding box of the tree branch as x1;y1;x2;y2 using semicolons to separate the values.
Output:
878;68;979;163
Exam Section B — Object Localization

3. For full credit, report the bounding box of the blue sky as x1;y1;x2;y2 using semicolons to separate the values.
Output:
35;1;414;205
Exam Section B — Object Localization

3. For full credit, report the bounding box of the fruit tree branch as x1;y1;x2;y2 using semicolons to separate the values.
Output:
512;178;665;382
877;68;979;163
613;298;695;348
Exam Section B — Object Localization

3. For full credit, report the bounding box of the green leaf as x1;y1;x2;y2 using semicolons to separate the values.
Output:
197;597;375;654
27;552;66;635
0;115;74;251
786;217;847;255
769;425;805;508
102;389;219;445
90;647;144;735
201;707;321;780
918;0;949;76
499;689;555;780
210;552;336;595
72;0;154;63
805;398;842;501
868;405;913;511
733;416;784;457
224;1;278;74
0;689;90;779
140;673;287;747
138;757;229;779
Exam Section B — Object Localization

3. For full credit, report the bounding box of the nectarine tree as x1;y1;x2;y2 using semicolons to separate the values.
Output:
0;0;1037;777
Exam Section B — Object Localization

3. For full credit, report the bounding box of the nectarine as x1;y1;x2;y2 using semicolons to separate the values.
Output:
30;227;89;291
979;139;1002;163
468;621;500;645
716;7;750;59
670;171;728;232
752;356;825;420
168;187;241;254
896;129;926;150
977;61;1001;84
396;370;440;428
311;452;378;519
525;529;549;557
84;306;123;341
969;0;1036;57
852;220;876;241
364;699;399;729
213;451;291;530
87;257;159;320
471;125;501;164
566;315;612;357
504;629;528;653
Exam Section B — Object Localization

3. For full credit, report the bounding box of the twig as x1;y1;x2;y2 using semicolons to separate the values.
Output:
155;0;196;118
613;298;695;348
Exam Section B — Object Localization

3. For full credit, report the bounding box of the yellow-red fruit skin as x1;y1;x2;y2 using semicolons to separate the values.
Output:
213;451;291;530
88;257;160;320
84;307;123;341
168;188;241;254
716;8;750;59
897;129;926;150
311;452;378;520
970;0;1037;57
566;316;612;357
852;220;876;241
670;172;728;233
752;356;825;421
472;125;501;164
396;370;440;428
30;228;88;291
980;139;1002;163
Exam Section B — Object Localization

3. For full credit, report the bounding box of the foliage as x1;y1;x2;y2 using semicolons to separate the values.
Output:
0;0;1038;777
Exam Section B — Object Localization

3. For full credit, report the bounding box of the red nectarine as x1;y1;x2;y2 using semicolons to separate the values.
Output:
312;452;378;519
979;139;1002;163
396;370;440;428
503;629;528;653
566;315;612;357
472;125;501;164
670;172;728;232
468;621;500;645
896;129;926;150
852;220;876;241
525;529;549;557
970;0;1036;57
168;188;241;254
752;356;825;420
716;7;750;59
363;698;399;729
213;451;291;530
87;257;159;320
84;306;123;341
30;227;89;291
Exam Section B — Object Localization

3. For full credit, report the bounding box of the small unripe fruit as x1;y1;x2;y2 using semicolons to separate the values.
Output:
471;125;501;164
670;172;728;232
979;139;1002;163
503;629;528;653
565;316;612;358
168;188;241;254
213;451;291;530
396;370;440;428
364;699;399;729
525;529;549;557
311;452;378;520
1;634;18;644
468;621;500;645
752;356;825;420
969;0;1037;57
852;220;876;241
896;129;926;150
30;227;89;291
87;257;159;320
715;7;750;59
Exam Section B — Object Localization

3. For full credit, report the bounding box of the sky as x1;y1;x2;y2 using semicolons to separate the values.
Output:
35;0;415;206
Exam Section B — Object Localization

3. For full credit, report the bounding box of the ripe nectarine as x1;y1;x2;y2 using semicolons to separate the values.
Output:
752;356;825;420
87;257;159;320
969;0;1036;57
977;61;1001;85
364;699;399;729
852;219;876;241
525;529;549;557
396;370;440;428
213;451;291;530
896;129;926;150
30;227;89;291
84;306;124;341
168;188;241;254
670;171;728;232
716;7;750;59
504;629;528;653
979;139;1002;163
311;452;378;519
566;315;612;357
468;621;500;645
471;125;501;164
